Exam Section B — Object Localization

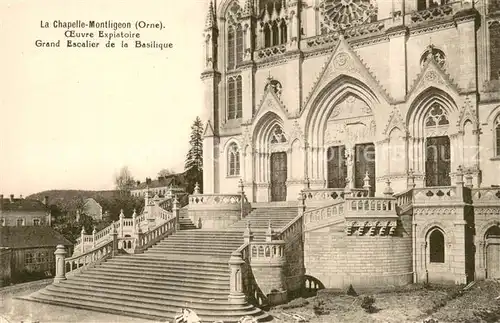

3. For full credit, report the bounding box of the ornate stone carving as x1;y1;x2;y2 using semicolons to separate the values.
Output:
334;52;350;68
457;96;478;128
345;220;398;236
383;107;406;136
319;0;378;33
289;120;305;143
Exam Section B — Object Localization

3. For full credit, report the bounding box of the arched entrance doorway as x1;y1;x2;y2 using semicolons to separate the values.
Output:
486;226;500;279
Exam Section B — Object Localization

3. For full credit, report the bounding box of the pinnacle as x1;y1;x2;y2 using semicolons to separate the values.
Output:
205;1;216;30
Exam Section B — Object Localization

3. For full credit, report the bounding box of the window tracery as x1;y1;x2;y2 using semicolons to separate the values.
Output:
319;0;378;33
425;104;449;127
227;75;243;120
226;2;243;70
270;125;287;144
420;45;446;69
228;142;241;176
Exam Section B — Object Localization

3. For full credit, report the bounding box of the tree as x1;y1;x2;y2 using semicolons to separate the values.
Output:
114;166;135;195
184;117;204;193
158;168;175;178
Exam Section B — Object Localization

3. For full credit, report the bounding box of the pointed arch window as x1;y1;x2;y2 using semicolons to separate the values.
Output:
429;228;445;263
425;104;449;128
228;143;241;176
227;76;243;120
227;24;243;70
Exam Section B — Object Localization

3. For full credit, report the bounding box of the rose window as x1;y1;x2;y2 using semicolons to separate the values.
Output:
320;0;378;31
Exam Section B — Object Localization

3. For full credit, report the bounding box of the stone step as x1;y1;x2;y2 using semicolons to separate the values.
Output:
90;266;229;282
44;284;232;306
114;254;228;266
61;279;229;299
77;271;229;289
133;253;229;262
145;249;233;258
26;290;270;322
63;275;230;296
109;255;229;268
153;242;241;248
101;261;229;274
162;237;242;243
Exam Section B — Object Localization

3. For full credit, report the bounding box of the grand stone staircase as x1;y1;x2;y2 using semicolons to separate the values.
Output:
22;205;298;322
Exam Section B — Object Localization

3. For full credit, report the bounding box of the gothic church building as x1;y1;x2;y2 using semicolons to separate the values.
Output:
200;0;500;287
202;0;500;203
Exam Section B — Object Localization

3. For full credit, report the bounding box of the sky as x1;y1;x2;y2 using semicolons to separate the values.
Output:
0;0;209;196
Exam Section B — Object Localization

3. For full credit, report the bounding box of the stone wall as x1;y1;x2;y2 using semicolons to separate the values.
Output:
304;214;413;289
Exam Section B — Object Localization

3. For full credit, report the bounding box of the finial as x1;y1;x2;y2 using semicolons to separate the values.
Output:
132;209;137;217
92;226;96;234
119;209;124;218
81;227;86;235
194;182;200;195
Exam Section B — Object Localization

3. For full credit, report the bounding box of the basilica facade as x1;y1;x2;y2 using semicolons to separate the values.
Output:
201;0;500;202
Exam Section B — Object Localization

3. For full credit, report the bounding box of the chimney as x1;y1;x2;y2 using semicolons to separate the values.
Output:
9;194;14;202
0;194;3;209
43;196;49;206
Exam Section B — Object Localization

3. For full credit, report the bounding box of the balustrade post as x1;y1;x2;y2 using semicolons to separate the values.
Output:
194;182;201;195
119;209;125;238
80;227;85;254
455;165;464;198
132;209;137;229
304;177;310;189
134;222;143;254
92;226;96;248
407;168;416;189
344;178;352;198
266;220;274;242
54;245;67;283
363;171;371;197
239;178;245;220
383;178;394;197
111;224;118;257
228;251;246;304
243;221;253;243
465;172;473;189
173;196;180;230
297;191;305;216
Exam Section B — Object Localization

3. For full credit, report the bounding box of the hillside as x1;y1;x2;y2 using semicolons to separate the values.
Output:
27;190;117;205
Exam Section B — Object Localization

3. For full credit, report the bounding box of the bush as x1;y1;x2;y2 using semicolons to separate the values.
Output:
360;295;377;313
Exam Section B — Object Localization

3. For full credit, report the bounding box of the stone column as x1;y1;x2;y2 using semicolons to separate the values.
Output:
132;209;137;229
239;179;245;220
54;245;67;283
297;191;305;216
92;227;96;248
228;251;246;304
111;225;118;257
119;210;124;238
243;221;253;244
80;227;85;254
452;219;467;284
173;196;180;230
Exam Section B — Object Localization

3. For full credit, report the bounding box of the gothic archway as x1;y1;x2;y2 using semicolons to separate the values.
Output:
304;76;379;191
407;87;460;187
485;225;500;279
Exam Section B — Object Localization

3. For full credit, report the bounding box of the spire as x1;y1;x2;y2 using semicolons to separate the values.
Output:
241;0;254;17
205;1;216;30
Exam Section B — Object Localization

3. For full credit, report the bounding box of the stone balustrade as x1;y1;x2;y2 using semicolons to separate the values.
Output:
255;44;287;60
413;186;459;205
64;240;114;278
303;200;345;226
250;241;285;260
302;188;367;208
346;197;396;215
407;0;471;25
471;188;500;205
189;193;248;208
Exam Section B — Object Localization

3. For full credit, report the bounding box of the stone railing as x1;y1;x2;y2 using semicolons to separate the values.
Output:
407;1;471;25
189;193;248;207
54;212;178;283
471;187;500;205
413;186;459;205
255;44;287;60
303;200;345;226
64;240;114;278
346;196;396;215
302;188;367;204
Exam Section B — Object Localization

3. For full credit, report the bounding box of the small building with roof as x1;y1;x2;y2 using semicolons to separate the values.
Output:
0;225;73;285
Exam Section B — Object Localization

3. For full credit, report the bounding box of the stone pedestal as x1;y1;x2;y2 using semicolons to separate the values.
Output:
54;245;67;283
